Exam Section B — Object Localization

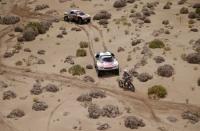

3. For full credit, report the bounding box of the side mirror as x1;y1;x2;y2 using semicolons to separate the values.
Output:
111;53;115;57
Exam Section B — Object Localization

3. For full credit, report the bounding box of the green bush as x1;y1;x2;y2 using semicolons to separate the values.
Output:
25;22;47;34
79;41;89;48
149;39;165;49
148;85;167;98
25;22;40;32
196;8;200;15
76;49;87;57
68;65;85;76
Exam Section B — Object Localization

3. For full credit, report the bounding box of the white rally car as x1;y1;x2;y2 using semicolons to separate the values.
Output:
95;52;119;77
64;9;91;24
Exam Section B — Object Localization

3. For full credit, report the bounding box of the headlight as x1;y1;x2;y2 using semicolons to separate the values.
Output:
98;66;104;69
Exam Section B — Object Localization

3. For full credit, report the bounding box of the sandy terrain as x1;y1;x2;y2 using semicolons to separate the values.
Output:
0;0;200;131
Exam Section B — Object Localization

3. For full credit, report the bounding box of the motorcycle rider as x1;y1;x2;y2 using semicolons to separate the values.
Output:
118;69;135;92
122;69;132;82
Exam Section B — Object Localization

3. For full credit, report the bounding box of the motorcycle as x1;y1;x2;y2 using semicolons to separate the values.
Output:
118;71;135;92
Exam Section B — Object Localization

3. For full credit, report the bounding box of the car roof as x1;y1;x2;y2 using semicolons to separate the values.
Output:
70;9;82;12
99;52;112;56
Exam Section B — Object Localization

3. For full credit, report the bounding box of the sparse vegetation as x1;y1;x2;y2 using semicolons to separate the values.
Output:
186;53;200;64
1;1;200;130
68;65;85;76
7;109;25;118
76;49;87;57
149;39;165;49
113;0;127;8
124;116;145;129
180;7;189;14
148;85;167;98
77;93;92;102
93;10;111;20
195;8;200;15
157;64;174;77
79;41;89;48
154;56;165;63
98;19;109;25
0;15;20;25
22;21;51;41
3;90;17;100
182;110;200;124
32;100;48;111
25;22;46;34
137;73;153;82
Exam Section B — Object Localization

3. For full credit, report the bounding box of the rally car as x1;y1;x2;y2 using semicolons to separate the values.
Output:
64;9;91;24
94;52;119;77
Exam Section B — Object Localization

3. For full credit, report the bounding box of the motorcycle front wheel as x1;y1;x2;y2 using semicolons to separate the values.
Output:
128;83;135;92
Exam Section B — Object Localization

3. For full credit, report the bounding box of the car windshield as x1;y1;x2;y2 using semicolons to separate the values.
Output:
78;11;85;15
101;56;113;62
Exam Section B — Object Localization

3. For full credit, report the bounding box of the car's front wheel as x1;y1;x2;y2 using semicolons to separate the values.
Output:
78;18;83;24
64;16;69;22
97;70;102;77
87;19;91;23
115;69;119;75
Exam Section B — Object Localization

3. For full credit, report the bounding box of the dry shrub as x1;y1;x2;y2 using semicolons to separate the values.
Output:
3;90;17;100
124;116;145;129
148;85;167;98
88;104;102;119
186;53;200;64
76;49;87;57
68;65;85;76
77;93;92;102
7;109;25;118
113;0;127;8
149;39;165;49
182;111;200;124
93;10;111;20
79;41;89;48
157;64;174;77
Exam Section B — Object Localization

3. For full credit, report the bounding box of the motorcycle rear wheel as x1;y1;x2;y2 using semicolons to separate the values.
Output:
118;80;124;88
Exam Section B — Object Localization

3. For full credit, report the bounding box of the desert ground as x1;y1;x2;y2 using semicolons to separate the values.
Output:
0;0;200;131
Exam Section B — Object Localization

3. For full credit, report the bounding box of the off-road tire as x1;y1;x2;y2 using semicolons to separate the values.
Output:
78;18;83;24
115;69;119;75
128;83;135;92
97;70;102;77
64;16;69;22
87;19;91;23
118;80;124;88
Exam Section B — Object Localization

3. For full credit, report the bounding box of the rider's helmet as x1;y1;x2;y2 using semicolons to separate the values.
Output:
123;69;129;73
123;69;130;78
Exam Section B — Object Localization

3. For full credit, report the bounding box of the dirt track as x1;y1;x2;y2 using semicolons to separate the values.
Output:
1;1;200;131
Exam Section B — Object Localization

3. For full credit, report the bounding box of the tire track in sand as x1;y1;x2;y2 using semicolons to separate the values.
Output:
88;23;108;52
1;61;200;131
0;6;200;131
76;24;96;64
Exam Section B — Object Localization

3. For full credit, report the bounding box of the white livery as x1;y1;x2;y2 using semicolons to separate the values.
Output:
95;52;119;77
64;9;91;24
